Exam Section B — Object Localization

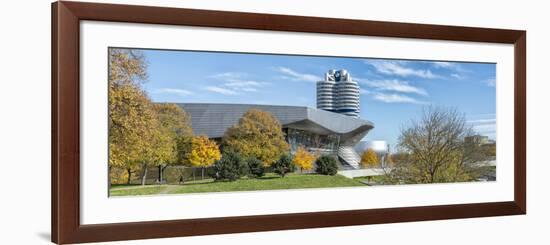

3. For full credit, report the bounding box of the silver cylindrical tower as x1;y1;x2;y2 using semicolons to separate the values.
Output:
335;70;360;118
317;69;360;118
316;70;336;112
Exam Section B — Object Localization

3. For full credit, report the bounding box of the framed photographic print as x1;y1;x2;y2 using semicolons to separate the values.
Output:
51;1;526;244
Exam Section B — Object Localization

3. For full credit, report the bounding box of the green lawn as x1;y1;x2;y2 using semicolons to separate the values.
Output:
110;173;366;196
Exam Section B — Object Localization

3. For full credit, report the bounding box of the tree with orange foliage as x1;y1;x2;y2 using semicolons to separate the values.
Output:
361;149;379;168
292;146;316;172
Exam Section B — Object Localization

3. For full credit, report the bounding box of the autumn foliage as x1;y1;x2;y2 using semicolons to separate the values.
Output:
292;146;316;171
361;149;379;168
108;49;194;185
109;50;148;168
222;109;290;166
186;136;221;167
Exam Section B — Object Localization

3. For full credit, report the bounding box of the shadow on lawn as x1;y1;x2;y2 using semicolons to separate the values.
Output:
180;176;283;185
256;176;281;180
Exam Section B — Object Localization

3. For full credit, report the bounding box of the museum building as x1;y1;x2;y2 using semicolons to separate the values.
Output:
178;70;371;169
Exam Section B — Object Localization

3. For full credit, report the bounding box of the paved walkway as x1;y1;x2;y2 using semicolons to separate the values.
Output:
338;168;389;178
111;185;155;191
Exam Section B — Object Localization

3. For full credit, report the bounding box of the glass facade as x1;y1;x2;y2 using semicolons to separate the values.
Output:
285;128;340;156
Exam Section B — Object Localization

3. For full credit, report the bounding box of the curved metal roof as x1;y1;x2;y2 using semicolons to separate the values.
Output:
177;103;374;142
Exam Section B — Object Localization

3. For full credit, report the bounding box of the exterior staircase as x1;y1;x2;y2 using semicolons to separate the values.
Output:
338;146;361;169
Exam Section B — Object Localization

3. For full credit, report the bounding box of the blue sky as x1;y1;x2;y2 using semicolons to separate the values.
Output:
135;49;496;149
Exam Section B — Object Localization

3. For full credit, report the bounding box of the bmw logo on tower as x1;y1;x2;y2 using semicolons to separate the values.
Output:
317;69;360;118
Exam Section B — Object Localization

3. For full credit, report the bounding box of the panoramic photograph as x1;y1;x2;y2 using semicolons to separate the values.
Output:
108;48;497;197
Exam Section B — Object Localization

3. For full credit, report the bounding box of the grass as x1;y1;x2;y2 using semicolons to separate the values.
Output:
110;173;366;196
110;185;168;196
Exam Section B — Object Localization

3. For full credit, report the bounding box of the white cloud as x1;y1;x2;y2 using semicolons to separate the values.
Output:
431;61;468;72
275;67;322;82
224;80;264;89
357;78;428;96
209;72;268;94
431;61;471;80
360;89;371;95
372;93;428;104
152;88;193;96
365;60;440;79
472;124;496;134
209;72;246;80
205;86;238;95
467;117;496;135
431;61;455;68
240;87;258;92
468;113;496;118
467;118;496;125
451;73;462;79
484;78;496;87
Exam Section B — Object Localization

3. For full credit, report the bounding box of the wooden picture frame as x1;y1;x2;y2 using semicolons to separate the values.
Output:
51;1;526;244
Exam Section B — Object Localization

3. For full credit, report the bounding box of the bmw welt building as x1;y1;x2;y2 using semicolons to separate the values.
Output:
178;70;372;169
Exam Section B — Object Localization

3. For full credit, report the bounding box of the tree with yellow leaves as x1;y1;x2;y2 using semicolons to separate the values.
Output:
292;146;316;172
152;103;193;183
108;48;194;186
187;135;222;179
140;118;177;185
187;136;221;167
222;109;290;166
108;48;152;185
361;149;379;168
153;103;193;137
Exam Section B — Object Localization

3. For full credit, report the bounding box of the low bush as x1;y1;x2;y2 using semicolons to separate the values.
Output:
315;155;338;176
210;151;248;181
246;157;265;178
272;154;296;177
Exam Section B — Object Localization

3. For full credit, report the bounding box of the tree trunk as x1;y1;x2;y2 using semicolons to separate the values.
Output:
179;166;186;185
201;167;204;180
127;168;132;185
192;168;196;181
141;165;148;186
108;166;112;197
158;165;163;184
162;165;168;184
